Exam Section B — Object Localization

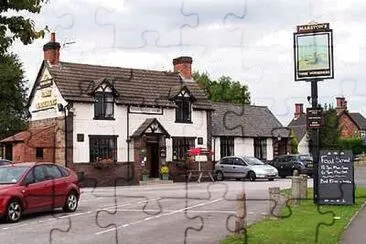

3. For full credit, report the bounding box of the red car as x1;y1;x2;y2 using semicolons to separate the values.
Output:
0;162;80;223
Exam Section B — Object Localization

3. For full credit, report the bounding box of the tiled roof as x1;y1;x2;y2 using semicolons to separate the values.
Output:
349;113;366;130
0;126;55;147
46;62;212;110
211;102;290;138
288;114;307;141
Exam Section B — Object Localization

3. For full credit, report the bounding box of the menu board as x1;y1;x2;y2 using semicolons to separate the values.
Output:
317;150;354;205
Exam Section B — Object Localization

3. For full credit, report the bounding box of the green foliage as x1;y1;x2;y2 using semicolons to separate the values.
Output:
0;0;49;54
0;53;29;140
289;129;299;154
318;107;340;150
338;137;366;154
221;187;366;244
192;71;251;104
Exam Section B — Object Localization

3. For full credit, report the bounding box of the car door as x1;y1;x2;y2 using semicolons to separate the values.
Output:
232;158;248;178
44;164;69;208
219;158;234;178
276;156;288;176
22;165;52;211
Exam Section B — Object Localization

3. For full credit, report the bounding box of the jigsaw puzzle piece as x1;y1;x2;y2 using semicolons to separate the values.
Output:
94;0;197;50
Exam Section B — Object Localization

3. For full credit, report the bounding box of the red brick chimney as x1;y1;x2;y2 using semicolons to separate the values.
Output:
336;97;347;113
43;32;61;66
294;103;304;119
173;56;192;80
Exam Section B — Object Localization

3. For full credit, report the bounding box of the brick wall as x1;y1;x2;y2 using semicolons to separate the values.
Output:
27;117;66;165
339;113;359;138
70;162;136;187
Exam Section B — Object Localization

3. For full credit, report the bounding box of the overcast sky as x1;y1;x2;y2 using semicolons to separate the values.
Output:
8;0;366;125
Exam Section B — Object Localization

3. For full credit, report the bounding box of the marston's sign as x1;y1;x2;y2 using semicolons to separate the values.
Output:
297;23;330;33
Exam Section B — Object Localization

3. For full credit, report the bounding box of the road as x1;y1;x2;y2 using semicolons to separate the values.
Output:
0;178;307;244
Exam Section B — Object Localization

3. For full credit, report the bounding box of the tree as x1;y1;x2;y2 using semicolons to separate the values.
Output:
0;0;49;54
289;129;299;154
318;107;340;150
192;71;251;104
0;53;29;140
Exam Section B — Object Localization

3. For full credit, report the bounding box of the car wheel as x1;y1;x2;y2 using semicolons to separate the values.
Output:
216;171;224;181
292;169;299;176
63;192;78;212
248;171;256;181
6;200;22;223
268;178;274;181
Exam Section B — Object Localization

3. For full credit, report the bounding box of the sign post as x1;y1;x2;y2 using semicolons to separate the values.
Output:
294;22;334;204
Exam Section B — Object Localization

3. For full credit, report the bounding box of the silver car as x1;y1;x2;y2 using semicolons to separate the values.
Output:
214;156;278;181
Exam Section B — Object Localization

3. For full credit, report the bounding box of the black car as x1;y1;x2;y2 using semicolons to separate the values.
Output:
270;154;314;178
0;159;12;166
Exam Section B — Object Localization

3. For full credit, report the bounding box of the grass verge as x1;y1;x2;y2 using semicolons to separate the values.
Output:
221;186;366;244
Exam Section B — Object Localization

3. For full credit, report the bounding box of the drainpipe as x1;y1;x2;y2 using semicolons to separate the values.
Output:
213;137;216;163
127;105;130;183
64;103;69;168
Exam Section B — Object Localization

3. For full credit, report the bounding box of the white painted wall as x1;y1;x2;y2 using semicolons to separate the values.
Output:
72;103;128;163
129;108;208;161
298;134;310;154
234;138;246;156
72;103;208;163
266;138;273;160
242;138;254;157
212;137;255;161
29;68;67;121
212;137;220;162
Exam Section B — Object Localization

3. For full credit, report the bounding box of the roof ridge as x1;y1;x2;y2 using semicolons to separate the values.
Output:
59;61;178;75
212;101;267;108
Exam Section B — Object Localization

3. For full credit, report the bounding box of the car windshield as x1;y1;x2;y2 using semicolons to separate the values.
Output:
299;155;313;161
0;166;29;184
243;157;264;165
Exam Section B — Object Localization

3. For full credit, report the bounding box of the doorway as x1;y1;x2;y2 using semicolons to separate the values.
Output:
5;144;12;161
148;143;159;178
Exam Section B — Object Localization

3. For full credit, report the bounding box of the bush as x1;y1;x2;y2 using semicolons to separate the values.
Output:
337;137;366;154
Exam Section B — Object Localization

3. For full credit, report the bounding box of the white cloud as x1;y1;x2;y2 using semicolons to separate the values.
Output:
6;0;366;125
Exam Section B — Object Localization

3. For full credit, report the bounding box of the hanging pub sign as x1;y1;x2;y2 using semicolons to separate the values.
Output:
294;22;334;81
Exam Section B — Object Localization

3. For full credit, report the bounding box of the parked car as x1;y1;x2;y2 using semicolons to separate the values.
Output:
0;162;80;223
214;156;278;181
0;159;12;166
271;154;314;178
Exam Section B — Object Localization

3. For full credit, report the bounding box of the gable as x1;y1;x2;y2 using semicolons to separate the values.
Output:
28;66;67;121
339;112;359;137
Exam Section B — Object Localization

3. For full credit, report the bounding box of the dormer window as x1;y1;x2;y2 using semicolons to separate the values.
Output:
175;89;193;123
94;91;114;119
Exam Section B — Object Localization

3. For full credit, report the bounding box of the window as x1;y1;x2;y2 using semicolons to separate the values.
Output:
254;138;267;160
220;137;234;158
233;158;246;166
175;89;192;123
89;135;117;162
57;165;70;177
94;92;114;119
34;166;47;183
36;148;44;159
172;137;195;160
45;165;63;179
220;158;233;165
